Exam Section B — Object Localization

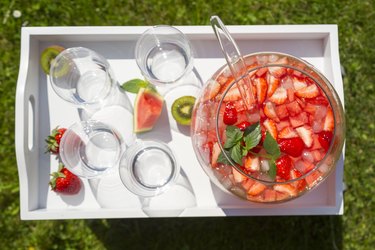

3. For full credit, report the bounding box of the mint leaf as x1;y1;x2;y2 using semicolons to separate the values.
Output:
224;126;243;149
121;79;152;93
263;132;281;159
217;150;232;165
244;123;261;151
230;143;243;165
268;161;277;179
243;122;260;136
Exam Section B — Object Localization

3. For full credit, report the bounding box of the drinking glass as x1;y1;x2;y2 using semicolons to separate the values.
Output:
59;120;123;179
119;140;180;197
49;47;117;111
135;25;194;86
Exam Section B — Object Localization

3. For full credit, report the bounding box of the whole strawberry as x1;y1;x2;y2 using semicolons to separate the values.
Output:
49;163;81;195
45;126;66;154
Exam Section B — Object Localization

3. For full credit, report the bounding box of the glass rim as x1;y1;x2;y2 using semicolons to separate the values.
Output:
49;47;115;106
118;140;180;197
134;25;194;85
59;120;122;179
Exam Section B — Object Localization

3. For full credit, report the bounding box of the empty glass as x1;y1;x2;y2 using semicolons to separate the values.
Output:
135;25;194;86
119;140;180;197
59;120;123;179
49;47;117;111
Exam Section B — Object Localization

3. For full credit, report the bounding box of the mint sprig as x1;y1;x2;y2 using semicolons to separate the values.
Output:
217;121;281;180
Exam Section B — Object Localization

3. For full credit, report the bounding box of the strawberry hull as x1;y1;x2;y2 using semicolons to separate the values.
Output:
191;52;345;203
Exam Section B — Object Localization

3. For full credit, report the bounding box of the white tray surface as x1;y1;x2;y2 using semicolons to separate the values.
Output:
16;25;344;220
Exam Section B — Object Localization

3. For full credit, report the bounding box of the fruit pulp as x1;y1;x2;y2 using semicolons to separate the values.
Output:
191;53;344;203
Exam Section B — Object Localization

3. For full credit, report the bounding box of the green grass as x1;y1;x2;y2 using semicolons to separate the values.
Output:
1;0;374;249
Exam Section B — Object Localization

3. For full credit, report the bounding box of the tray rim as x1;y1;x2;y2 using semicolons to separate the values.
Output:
16;24;344;220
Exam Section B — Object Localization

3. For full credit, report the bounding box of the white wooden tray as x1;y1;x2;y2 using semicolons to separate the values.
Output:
15;25;345;220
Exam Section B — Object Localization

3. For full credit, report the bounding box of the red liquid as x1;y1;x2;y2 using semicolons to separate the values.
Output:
193;55;337;203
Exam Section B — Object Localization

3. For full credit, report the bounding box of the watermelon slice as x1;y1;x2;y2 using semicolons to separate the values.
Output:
134;87;164;133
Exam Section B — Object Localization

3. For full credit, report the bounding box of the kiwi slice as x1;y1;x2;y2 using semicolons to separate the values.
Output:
40;45;65;75
171;95;196;125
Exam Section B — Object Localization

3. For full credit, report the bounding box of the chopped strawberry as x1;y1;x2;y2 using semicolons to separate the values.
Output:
294;159;315;174
275;104;289;120
267;74;280;97
219;76;235;93
278;137;305;157
318;131;333;151
289;112;308;128
273;183;297;197
223;102;238;125
296;126;313;148
263;189;277;202
295;97;306;108
311;133;322;150
254;77;268;104
295;84;319;98
211;142;221;167
236;121;252;131
276;120;291;132
247;181;267;196
263;102;279;122
256;67;268;77
275;155;292;180
269;66;287;78
304;103;317;114
232;99;246;112
223;86;242;102
290;169;307;191
269;87;287;104
263;119;278;139
242;178;256;190
307;96;329;106
286;101;302;116
278;126;298;139
206;79;221;100
244;155;260;172
323;107;334;131
216;75;228;85
275;191;290;201
305;170;323;188
202;141;214;160
292;77;307;90
311;150;324;162
232;167;246;183
287;88;295;102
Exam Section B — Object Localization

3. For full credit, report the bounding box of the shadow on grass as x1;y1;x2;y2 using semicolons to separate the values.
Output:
86;215;342;250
